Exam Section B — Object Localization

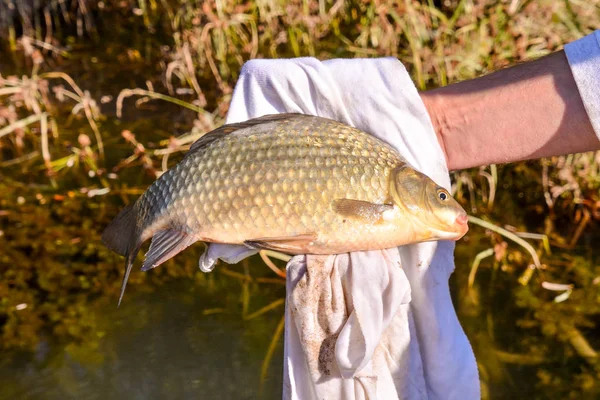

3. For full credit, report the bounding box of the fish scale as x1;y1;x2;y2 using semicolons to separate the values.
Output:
102;113;468;305
144;118;397;249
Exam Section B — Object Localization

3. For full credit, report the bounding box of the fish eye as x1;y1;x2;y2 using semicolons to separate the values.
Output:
437;188;449;201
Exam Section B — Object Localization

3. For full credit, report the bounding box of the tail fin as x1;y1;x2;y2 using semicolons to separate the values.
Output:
102;203;138;256
102;203;142;307
118;248;141;307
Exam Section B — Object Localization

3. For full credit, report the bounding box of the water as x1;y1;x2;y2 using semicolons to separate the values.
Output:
0;236;559;400
0;278;284;400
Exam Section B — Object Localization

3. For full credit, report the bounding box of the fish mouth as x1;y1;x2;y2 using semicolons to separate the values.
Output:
430;229;467;241
447;216;469;240
423;208;469;241
428;216;469;241
452;212;469;236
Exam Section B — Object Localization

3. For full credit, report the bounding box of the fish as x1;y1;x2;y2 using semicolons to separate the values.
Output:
102;113;468;305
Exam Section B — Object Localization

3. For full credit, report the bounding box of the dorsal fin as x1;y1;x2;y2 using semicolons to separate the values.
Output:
187;113;309;154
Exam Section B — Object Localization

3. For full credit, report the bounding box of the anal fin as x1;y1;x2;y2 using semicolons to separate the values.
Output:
141;229;198;272
244;233;318;254
332;199;393;224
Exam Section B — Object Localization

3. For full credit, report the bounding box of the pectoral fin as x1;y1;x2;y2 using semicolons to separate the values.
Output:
332;199;393;224
141;229;198;271
244;233;318;254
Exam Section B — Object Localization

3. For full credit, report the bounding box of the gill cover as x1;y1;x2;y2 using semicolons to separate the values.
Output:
388;165;466;237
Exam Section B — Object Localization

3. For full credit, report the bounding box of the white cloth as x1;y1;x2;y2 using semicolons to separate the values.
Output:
203;58;480;399
565;30;600;138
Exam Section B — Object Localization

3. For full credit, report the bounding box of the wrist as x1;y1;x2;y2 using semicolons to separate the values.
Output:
420;91;451;169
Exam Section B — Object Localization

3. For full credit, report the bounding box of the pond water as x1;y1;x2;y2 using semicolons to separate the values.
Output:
0;247;557;400
0;278;284;400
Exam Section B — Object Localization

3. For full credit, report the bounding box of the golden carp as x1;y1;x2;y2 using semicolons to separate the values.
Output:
102;113;468;304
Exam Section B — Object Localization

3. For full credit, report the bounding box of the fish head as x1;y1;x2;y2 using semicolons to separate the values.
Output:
390;165;468;241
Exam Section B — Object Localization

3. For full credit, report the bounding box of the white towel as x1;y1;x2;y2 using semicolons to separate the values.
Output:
202;57;480;400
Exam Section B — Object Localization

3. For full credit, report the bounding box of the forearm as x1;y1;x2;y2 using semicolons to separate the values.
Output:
421;51;599;171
